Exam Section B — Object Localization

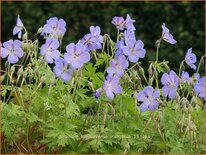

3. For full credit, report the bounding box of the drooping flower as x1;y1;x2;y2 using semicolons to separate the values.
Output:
106;55;129;77
185;48;197;70
41;17;66;38
122;39;146;63
40;38;60;64
112;16;125;30
1;40;24;64
81;26;103;52
194;76;205;99
161;23;176;44
161;70;178;99
124;14;136;32
103;74;122;99
13;15;24;39
64;42;90;69
181;71;192;84
53;58;74;82
136;86;160;112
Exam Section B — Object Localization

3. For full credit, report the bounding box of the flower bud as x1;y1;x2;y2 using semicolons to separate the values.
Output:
50;76;55;85
163;62;170;72
139;66;144;76
36;27;43;35
23;71;27;78
40;76;46;83
22;32;28;40
94;88;102;99
88;82;94;91
10;65;15;74
155;40;161;48
1;74;5;82
17;66;24;76
188;104;193;113
148;63;153;77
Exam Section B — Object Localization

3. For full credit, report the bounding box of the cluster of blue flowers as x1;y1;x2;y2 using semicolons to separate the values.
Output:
1;15;205;113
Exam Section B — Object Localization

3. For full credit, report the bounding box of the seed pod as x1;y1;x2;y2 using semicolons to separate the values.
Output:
40;76;46;83
36;27;43;35
188;104;193;113
50;76;56;85
163;62;170;72
88;82;94;91
22;71;27;78
148;63;153;78
155;40;161;48
139;66;144;76
1;74;5;82
176;92;181;104
22;32;28;40
17;66;24;76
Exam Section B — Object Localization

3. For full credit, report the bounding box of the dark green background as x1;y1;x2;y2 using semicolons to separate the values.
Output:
1;1;205;75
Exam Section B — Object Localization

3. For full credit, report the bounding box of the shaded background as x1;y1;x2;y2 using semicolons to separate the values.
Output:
1;1;205;75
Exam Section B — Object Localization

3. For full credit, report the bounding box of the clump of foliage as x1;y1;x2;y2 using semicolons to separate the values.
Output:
1;14;205;154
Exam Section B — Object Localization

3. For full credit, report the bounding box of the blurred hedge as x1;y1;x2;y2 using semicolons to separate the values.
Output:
1;1;205;74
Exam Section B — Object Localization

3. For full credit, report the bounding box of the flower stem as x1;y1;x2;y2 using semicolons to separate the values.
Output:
196;54;205;73
155;47;159;64
178;60;185;77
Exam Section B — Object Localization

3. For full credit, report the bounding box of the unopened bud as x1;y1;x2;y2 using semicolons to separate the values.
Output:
22;32;28;40
155;40;161;48
23;71;27;78
10;65;15;74
163;62;170;72
139;66;144;76
17;66;24;75
36;27;43;35
40;76;46;83
50;76;55;85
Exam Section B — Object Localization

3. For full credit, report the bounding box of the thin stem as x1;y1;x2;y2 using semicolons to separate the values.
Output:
196;54;205;73
155;47;159;64
178;60;185;77
117;29;120;42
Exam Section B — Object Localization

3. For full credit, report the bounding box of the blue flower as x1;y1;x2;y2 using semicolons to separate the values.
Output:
81;26;103;52
185;48;197;70
94;88;102;99
53;58;74;82
1;39;24;64
40;38;60;64
181;71;192;84
64;42;90;69
161;70;178;99
194;76;206;99
124;14;136;31
13;15;24;39
106;55;129;77
122;39;146;63
103;75;122;99
136;86;160;112
41;17;66;38
162;23;177;44
112;16;125;30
